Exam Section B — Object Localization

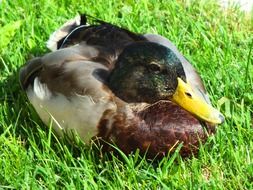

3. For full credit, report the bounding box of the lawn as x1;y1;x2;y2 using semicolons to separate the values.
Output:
0;0;252;189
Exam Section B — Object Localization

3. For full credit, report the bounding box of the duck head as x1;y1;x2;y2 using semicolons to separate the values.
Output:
109;42;224;124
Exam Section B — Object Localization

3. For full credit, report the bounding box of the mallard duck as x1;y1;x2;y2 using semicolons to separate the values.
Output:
20;14;224;157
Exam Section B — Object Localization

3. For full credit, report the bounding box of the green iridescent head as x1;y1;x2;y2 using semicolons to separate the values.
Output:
109;42;186;103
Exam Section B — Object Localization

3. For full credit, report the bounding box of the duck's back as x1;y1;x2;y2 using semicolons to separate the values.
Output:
47;15;146;56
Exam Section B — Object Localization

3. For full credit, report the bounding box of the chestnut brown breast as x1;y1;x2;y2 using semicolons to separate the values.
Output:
97;101;215;158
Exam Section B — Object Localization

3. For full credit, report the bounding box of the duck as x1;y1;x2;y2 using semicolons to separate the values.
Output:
20;14;224;158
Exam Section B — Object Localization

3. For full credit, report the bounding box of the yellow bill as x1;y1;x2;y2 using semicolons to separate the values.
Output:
172;78;224;124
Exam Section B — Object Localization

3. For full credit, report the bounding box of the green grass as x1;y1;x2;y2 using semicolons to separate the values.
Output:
0;0;252;189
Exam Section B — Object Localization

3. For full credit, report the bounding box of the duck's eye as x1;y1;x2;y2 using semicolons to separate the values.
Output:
185;92;192;98
165;87;172;91
149;63;161;73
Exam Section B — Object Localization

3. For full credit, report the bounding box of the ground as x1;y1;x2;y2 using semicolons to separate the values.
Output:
0;0;252;189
